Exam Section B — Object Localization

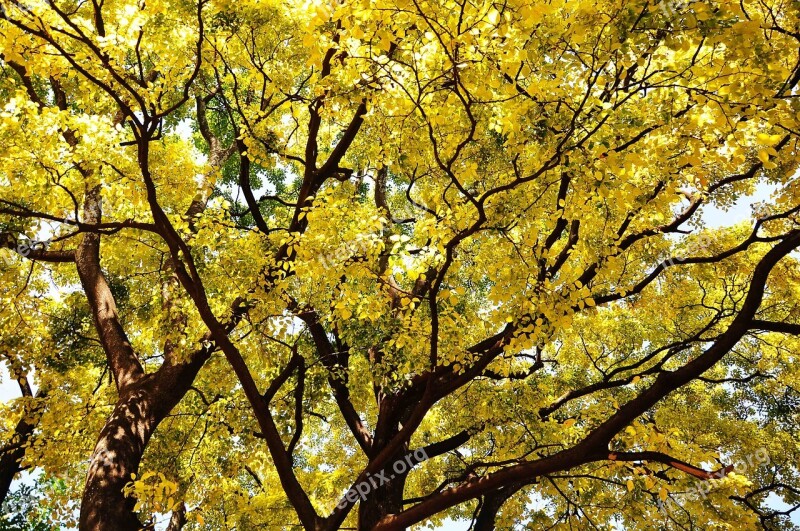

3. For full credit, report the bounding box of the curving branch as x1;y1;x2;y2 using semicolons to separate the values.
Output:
608;451;734;481
370;230;800;530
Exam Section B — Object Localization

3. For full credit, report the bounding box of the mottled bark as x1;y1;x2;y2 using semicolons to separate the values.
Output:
79;381;155;531
75;185;215;530
79;360;209;530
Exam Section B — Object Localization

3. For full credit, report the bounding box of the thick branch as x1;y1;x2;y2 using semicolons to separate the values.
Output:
74;186;144;391
749;319;800;335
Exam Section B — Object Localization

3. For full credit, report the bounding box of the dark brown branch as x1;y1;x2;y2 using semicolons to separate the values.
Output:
580;230;800;450
608;451;734;481
749;319;800;335
418;429;472;460
299;312;374;455
135;123;323;529
165;503;187;531
0;387;46;506
315;100;367;181
371;230;800;530
263;354;302;404
236;137;270;234
287;357;306;459
0;233;75;262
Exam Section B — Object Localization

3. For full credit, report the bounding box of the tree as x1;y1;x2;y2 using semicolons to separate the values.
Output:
0;0;799;529
1;482;55;531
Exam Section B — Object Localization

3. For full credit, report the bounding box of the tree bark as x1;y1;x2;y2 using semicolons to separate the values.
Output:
473;484;524;531
357;391;421;531
75;185;215;530
79;360;208;530
166;503;187;531
357;451;409;531
74;93;237;528
0;439;23;507
0;407;38;505
0;373;45;507
79;380;156;531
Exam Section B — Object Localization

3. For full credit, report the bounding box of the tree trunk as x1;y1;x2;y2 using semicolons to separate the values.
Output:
0;416;35;506
357;391;422;531
357;451;409;531
473;484;524;531
79;359;207;531
166;502;187;531
0;384;45;506
79;379;158;531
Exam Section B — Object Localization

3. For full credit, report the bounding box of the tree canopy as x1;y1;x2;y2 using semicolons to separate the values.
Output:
0;0;799;528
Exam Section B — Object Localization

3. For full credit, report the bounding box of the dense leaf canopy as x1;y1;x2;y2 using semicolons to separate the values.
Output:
0;0;799;529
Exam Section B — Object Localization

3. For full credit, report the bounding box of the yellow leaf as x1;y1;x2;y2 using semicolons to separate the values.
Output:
756;132;782;146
